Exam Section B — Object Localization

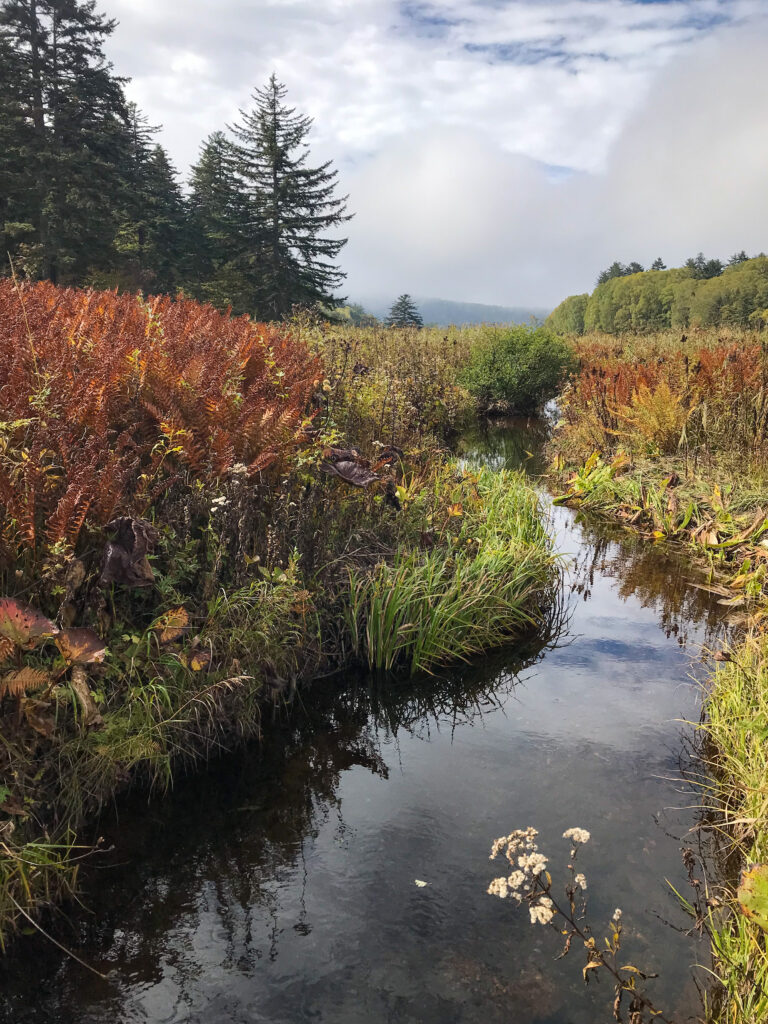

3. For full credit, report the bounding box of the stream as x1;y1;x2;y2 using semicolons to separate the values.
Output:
0;419;728;1024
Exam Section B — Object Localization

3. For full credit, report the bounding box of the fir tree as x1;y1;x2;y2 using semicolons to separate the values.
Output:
187;130;253;313
386;294;423;328
114;143;187;294
684;252;724;280
650;257;666;270
0;0;131;283
229;74;351;318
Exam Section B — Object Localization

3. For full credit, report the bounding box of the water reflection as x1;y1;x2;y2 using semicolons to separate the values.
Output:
0;420;724;1024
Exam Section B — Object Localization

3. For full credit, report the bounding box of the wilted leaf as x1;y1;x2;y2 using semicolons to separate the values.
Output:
0;668;52;699
151;607;189;644
100;517;159;588
738;863;768;933
0;598;59;648
56;627;107;665
0;794;27;817
448;503;464;518
23;699;56;739
189;651;211;672
321;448;379;489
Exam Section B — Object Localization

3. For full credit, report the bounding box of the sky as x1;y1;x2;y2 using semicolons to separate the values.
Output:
104;0;768;309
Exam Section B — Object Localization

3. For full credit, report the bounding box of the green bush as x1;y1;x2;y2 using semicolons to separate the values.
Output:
460;325;574;414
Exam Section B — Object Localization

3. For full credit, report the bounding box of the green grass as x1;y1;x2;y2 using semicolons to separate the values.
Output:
345;465;557;674
697;636;768;1023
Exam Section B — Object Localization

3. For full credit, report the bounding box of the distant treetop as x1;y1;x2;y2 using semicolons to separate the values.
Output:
386;294;424;328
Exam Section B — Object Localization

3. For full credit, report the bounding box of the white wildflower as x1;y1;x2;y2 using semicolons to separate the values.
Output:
518;852;548;875
562;827;591;844
574;873;587;891
612;908;622;922
507;871;527;892
487;877;509;899
529;897;555;925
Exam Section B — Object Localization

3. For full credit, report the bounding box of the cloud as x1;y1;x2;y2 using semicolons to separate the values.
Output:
102;0;768;307
344;17;768;307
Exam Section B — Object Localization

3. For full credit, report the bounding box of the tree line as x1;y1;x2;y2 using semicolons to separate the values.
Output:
595;251;755;286
548;254;768;335
0;0;350;319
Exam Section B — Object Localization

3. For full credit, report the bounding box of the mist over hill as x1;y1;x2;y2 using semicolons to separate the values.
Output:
360;296;550;326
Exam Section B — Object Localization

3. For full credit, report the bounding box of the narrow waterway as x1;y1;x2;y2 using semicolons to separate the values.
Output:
0;420;726;1024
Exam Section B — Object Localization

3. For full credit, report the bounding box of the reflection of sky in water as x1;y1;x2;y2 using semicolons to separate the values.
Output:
0;423;720;1024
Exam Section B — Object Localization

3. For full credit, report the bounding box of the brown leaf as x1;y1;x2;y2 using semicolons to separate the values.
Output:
99;517;159;588
55;627;107;665
0;668;52;699
0;598;59;648
151;607;189;644
23;699;56;739
321;459;379;488
0;795;27;817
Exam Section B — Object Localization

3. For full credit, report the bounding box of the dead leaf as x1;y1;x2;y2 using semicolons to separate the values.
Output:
56;628;107;665
0;598;59;648
321;447;380;488
23;699;56;739
151;607;189;644
99;517;159;588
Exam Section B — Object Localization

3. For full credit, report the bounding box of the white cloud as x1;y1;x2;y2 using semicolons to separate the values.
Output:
103;0;768;307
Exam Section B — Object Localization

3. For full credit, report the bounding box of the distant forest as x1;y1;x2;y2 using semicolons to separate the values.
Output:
548;254;768;334
0;0;350;319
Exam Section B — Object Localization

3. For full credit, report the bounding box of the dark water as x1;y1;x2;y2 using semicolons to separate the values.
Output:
0;420;726;1024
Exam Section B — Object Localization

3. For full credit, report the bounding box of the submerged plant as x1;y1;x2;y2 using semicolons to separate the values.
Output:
487;826;673;1023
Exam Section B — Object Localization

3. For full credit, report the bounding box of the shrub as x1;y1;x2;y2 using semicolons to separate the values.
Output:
460;325;574;414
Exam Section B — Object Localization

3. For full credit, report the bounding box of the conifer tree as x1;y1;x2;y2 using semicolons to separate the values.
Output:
650;257;666;271
386;294;423;328
114;143;188;294
0;0;132;283
229;74;351;318
187;130;253;313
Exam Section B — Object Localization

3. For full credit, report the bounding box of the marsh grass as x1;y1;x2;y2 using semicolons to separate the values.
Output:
345;466;557;674
689;636;768;1023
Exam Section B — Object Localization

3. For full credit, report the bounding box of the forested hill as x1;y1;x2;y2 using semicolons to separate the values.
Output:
547;256;768;334
363;296;549;326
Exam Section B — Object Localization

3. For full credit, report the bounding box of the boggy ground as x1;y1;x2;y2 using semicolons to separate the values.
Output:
547;325;768;1023
0;282;561;948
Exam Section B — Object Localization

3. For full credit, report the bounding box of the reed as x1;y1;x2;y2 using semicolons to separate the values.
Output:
345;466;557;674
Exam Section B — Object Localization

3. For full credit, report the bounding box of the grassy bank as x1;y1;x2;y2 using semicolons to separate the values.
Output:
547;325;768;1021
0;281;560;947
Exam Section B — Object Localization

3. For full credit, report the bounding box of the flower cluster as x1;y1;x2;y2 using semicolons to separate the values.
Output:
487;827;555;923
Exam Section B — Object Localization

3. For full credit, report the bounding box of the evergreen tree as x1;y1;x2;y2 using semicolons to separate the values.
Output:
187;130;253;313
728;250;750;265
684;252;724;280
386;294;423;328
229;74;351;318
0;0;132;283
650;257;666;271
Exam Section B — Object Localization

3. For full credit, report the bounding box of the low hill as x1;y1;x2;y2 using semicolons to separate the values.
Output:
547;256;768;335
360;296;549;326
